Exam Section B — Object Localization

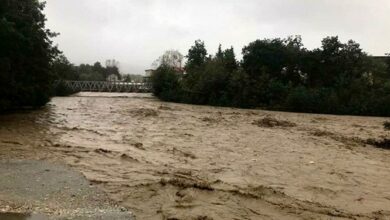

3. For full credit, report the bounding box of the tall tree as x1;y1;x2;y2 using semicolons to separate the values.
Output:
386;53;390;76
216;44;223;60
242;38;288;79
0;0;58;110
153;50;184;70
185;40;208;71
51;54;78;80
222;46;238;73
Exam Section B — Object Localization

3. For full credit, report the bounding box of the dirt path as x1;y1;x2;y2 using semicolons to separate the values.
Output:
1;93;390;219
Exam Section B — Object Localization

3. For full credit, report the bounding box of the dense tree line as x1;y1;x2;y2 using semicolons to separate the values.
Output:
0;0;127;108
52;57;121;81
1;0;389;117
0;0;110;108
152;37;390;116
51;54;144;82
51;57;124;96
0;0;59;110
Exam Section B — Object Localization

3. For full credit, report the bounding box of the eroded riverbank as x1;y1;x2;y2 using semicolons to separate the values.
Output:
1;92;390;219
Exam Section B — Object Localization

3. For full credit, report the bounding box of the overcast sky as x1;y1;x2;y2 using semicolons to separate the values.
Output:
44;0;390;74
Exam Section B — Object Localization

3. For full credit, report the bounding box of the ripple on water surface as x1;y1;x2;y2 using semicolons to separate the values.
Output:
0;213;48;220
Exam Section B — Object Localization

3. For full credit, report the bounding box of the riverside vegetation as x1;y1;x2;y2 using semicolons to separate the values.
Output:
0;0;132;108
0;0;59;110
2;0;390;116
152;38;390;116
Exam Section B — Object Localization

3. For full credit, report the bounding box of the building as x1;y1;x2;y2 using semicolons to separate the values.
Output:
145;69;154;77
106;74;119;82
143;69;155;83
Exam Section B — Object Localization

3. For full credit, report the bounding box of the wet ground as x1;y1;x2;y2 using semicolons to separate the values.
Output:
1;92;390;219
0;160;133;219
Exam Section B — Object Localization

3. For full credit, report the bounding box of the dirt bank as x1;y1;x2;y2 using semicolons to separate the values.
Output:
1;92;390;219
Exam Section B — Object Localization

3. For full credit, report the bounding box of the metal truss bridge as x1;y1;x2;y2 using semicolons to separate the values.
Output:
60;80;152;93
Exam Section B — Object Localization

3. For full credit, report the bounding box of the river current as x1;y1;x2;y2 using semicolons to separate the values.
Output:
1;92;390;220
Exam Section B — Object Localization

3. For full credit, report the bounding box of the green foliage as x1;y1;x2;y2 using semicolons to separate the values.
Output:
0;0;59;110
226;68;253;107
76;63;105;81
242;38;288;79
74;61;119;81
242;36;306;86
154;50;184;69
51;55;78;80
51;59;123;82
152;37;390;116
285;86;315;112
386;54;390;77
185;40;208;72
53;80;78;96
151;65;182;101
181;44;241;106
122;74;132;82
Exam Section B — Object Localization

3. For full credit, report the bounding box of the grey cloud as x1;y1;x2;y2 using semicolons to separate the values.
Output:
44;0;390;74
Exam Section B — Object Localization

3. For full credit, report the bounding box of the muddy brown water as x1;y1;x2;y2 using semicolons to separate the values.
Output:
1;92;390;219
0;213;48;220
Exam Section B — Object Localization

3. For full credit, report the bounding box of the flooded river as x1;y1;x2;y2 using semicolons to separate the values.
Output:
1;92;390;219
0;213;48;220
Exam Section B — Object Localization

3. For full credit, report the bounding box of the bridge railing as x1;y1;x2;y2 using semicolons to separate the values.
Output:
57;80;152;93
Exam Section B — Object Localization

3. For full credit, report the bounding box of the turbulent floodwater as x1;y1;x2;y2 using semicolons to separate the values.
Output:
1;92;390;220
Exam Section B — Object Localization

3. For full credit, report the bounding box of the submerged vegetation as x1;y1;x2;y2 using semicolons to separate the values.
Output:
152;37;390;116
383;121;390;130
